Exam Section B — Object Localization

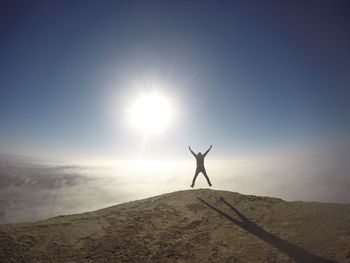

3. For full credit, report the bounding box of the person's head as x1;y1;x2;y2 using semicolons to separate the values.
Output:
198;152;202;156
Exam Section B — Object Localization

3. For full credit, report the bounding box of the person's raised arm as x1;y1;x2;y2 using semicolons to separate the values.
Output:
203;145;212;157
189;146;196;157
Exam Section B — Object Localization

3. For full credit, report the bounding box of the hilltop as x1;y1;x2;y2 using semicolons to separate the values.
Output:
1;189;349;262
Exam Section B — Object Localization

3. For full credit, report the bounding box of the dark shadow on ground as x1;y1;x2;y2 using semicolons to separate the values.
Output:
198;197;338;263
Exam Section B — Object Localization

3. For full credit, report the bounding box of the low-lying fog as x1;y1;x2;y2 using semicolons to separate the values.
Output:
0;154;349;224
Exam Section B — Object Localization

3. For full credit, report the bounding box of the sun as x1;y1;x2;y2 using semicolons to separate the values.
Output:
128;93;173;134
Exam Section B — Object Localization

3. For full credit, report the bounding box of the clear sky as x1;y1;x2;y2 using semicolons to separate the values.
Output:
1;0;349;161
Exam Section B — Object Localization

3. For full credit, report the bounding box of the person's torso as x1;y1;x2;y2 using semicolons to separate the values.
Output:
196;155;205;167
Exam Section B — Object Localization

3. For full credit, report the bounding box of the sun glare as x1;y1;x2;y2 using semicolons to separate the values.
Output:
128;93;173;134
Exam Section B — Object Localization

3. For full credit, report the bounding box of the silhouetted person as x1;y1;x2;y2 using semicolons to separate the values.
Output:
189;145;212;188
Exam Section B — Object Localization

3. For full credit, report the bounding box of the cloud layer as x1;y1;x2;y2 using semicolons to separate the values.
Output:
0;152;349;224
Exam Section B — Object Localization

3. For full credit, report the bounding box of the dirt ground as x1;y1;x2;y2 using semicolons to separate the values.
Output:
1;189;349;262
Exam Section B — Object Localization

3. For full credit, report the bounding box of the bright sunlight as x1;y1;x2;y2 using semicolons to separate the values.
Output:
128;93;173;134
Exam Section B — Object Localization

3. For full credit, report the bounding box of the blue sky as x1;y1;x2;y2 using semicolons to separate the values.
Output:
1;0;349;160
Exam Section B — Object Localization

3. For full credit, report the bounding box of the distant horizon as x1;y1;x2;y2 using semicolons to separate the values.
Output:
1;139;347;165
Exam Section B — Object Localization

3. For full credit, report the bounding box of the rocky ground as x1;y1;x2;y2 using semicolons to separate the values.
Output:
1;189;350;262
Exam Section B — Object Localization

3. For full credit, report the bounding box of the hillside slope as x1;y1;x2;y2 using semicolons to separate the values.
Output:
0;189;349;262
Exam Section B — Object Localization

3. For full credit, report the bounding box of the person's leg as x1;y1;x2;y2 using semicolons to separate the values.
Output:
191;168;200;188
202;168;212;187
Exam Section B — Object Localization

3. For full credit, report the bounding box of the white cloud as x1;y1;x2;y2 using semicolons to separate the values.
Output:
0;150;349;224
